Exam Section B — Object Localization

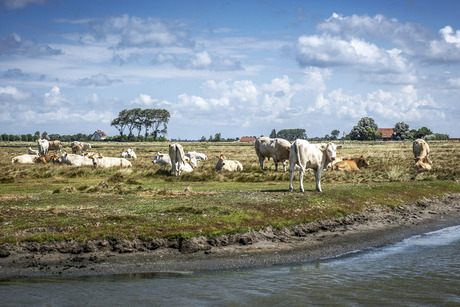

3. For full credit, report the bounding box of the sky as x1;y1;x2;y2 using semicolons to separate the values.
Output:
1;0;460;140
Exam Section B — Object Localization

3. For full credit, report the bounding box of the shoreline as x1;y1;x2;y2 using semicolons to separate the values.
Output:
1;193;459;279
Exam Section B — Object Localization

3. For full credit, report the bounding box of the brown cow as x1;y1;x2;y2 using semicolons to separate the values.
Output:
48;140;62;154
333;156;369;171
35;154;60;164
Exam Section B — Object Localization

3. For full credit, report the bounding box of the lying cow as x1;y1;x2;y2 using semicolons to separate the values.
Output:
35;154;60;164
413;139;432;170
37;139;49;155
152;152;172;166
215;154;243;171
255;137;291;171
121;148;137;159
90;154;132;168
48;140;62;154
169;143;186;176
186;151;207;161
289;140;341;192
12;154;38;164
332;156;369;171
59;153;94;167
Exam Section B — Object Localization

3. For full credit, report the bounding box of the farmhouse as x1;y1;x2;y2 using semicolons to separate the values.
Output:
91;130;108;140
378;128;394;140
239;136;256;142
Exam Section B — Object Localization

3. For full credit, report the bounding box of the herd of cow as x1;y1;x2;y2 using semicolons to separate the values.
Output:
10;137;432;192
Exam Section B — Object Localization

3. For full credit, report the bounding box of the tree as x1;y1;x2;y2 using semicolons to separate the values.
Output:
269;129;277;138
350;117;379;141
413;127;433;139
111;109;129;137
392;122;411;140
214;132;222;142
331;130;340;140
277;128;307;141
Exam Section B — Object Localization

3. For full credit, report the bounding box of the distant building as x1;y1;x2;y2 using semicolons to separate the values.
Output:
91;130;108;140
239;136;256;142
378;128;394;140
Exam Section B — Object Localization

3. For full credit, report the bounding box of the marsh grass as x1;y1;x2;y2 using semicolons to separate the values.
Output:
1;140;460;244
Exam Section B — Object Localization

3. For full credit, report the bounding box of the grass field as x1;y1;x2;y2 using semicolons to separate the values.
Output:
1;140;459;245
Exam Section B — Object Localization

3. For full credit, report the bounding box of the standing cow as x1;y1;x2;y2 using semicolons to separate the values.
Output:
255;137;291;171
413;139;432;170
169;143;186;176
48;140;62;154
37;139;49;155
289;140;341;192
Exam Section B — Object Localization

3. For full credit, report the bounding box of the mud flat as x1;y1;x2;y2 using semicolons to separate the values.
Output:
1;194;459;279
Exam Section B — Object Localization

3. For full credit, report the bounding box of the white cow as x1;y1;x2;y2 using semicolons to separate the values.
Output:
91;155;132;168
152;152;172;166
255;137;291;171
215;154;243;171
37;139;49;155
121;148;137;159
169;143;186;176
58;153;94;167
12;154;38;164
289;140;341;192
186;151;207;161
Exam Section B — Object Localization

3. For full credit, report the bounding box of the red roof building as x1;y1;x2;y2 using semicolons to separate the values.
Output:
239;136;256;142
378;128;394;140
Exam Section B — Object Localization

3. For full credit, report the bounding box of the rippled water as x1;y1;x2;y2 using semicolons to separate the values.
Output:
2;225;460;306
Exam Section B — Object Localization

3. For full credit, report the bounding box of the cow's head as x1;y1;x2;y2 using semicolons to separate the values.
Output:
322;143;341;163
357;156;369;168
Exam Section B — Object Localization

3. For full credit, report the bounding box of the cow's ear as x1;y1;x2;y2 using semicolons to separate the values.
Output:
320;144;327;150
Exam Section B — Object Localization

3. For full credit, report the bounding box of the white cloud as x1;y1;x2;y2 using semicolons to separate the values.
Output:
75;73;122;87
0;32;62;56
44;86;67;105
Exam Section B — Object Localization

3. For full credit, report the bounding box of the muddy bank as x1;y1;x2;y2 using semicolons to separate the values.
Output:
1;194;460;278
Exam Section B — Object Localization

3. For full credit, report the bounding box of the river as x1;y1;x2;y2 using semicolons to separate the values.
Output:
1;225;460;306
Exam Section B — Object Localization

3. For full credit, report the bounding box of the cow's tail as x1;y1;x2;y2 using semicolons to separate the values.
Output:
294;140;305;173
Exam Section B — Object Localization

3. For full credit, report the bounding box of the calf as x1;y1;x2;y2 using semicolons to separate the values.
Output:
333;156;369;171
413;139;432;170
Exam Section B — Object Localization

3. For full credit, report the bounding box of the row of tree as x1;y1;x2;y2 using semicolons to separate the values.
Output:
111;108;170;141
0;131;92;142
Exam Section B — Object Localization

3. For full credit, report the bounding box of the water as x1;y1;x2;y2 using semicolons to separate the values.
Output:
2;225;460;306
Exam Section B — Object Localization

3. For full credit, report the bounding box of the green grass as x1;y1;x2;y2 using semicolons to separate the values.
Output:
1;140;459;244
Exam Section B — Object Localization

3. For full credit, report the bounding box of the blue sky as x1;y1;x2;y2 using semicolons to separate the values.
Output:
1;0;460;140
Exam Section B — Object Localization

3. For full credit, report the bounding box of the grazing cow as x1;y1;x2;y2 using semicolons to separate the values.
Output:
289;140;341;192
169;143;186;176
48;140;62;154
28;147;39;155
12;154;38;164
255;137;291;171
186;151;207;161
413;139;432;170
332;156;369;171
215;154;243;171
152;152;172;166
59;153;94;167
91;155;132;168
35;154;60;164
121;148;137;159
37;139;49;155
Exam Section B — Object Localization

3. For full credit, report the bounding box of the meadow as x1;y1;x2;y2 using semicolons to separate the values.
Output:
1;140;459;245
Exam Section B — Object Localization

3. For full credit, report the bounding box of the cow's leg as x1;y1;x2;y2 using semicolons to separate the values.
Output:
274;161;278;172
258;155;265;170
299;170;304;193
289;168;295;192
315;168;323;192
